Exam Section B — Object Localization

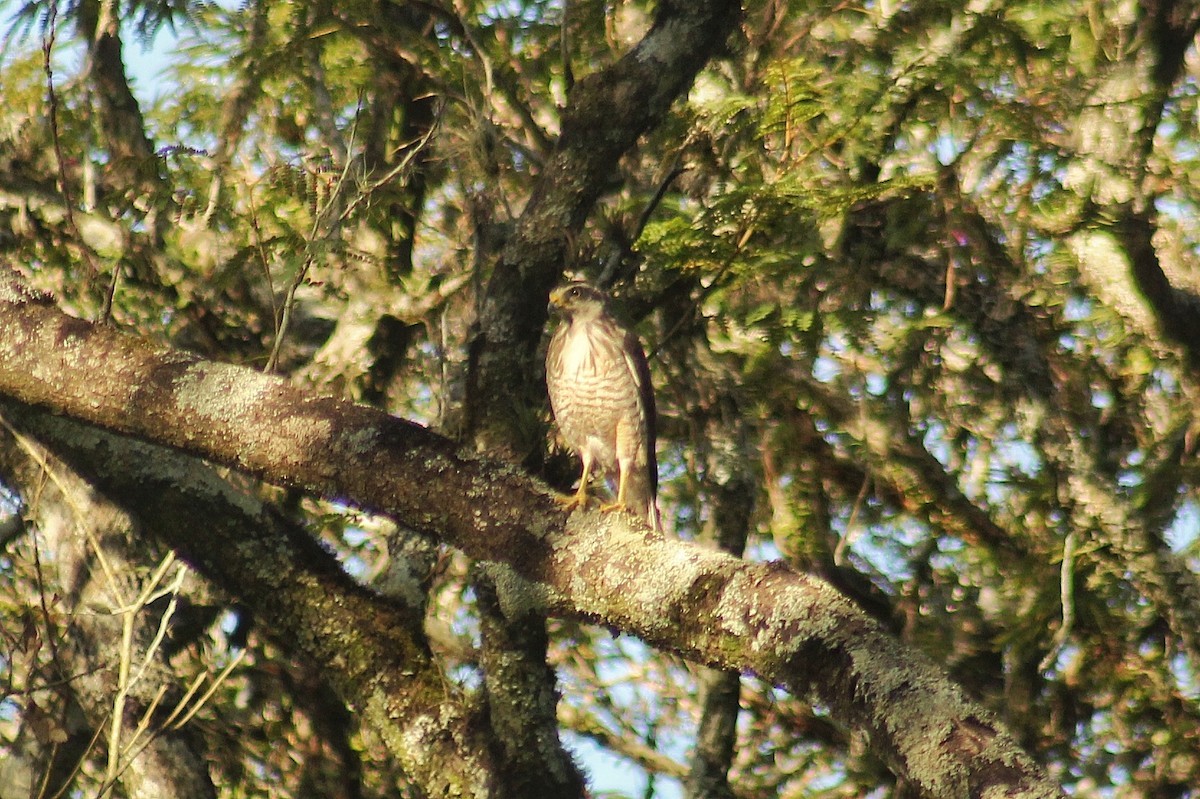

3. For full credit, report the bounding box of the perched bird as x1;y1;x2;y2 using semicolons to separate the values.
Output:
546;282;660;530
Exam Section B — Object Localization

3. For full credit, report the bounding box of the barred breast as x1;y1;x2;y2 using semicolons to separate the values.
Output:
547;316;645;473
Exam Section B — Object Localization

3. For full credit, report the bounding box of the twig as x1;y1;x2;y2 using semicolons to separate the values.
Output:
167;648;247;730
835;474;871;566
265;111;440;372
335;108;442;226
598;159;686;288
103;554;184;788
1039;530;1077;671
103;647;247;794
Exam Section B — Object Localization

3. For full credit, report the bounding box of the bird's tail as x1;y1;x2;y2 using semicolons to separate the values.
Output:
622;469;661;532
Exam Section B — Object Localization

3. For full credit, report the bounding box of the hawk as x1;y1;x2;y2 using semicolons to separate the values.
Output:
546;282;660;530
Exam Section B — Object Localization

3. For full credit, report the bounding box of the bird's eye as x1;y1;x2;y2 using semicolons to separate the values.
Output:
568;286;582;298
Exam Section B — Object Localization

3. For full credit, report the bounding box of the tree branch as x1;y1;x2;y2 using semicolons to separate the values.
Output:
74;0;164;203
0;294;1063;799
1114;208;1200;367
687;390;755;799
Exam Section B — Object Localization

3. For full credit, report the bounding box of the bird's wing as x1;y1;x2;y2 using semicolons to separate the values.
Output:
621;328;658;497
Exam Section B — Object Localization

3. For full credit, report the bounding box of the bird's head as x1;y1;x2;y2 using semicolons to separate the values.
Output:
548;282;610;322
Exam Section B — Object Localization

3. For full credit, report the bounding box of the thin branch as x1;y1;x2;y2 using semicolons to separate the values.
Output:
1039;531;1076;672
265;112;440;373
598;160;687;288
834;474;871;567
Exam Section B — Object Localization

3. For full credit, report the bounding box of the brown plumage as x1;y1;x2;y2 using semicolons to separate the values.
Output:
546;282;660;530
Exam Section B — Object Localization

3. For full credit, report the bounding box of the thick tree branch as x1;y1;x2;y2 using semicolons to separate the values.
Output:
0;295;1062;799
75;0;164;202
473;575;587;798
1114;208;1200;367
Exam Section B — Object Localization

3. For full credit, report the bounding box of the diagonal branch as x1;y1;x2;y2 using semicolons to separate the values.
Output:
0;294;1063;799
1114;207;1200;367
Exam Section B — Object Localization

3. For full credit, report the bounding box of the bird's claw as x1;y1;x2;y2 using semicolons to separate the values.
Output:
556;493;586;511
557;484;591;512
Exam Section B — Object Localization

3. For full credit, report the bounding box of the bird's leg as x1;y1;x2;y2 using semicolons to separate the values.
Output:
600;456;634;514
557;451;593;511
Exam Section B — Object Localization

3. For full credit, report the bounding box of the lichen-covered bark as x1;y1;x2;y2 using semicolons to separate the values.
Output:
0;296;1063;799
474;577;587;798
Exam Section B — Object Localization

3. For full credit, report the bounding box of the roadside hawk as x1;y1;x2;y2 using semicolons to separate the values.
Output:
546;282;660;530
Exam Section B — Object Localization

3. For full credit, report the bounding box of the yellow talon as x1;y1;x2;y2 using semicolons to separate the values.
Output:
557;481;590;511
598;465;632;514
558;454;594;512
